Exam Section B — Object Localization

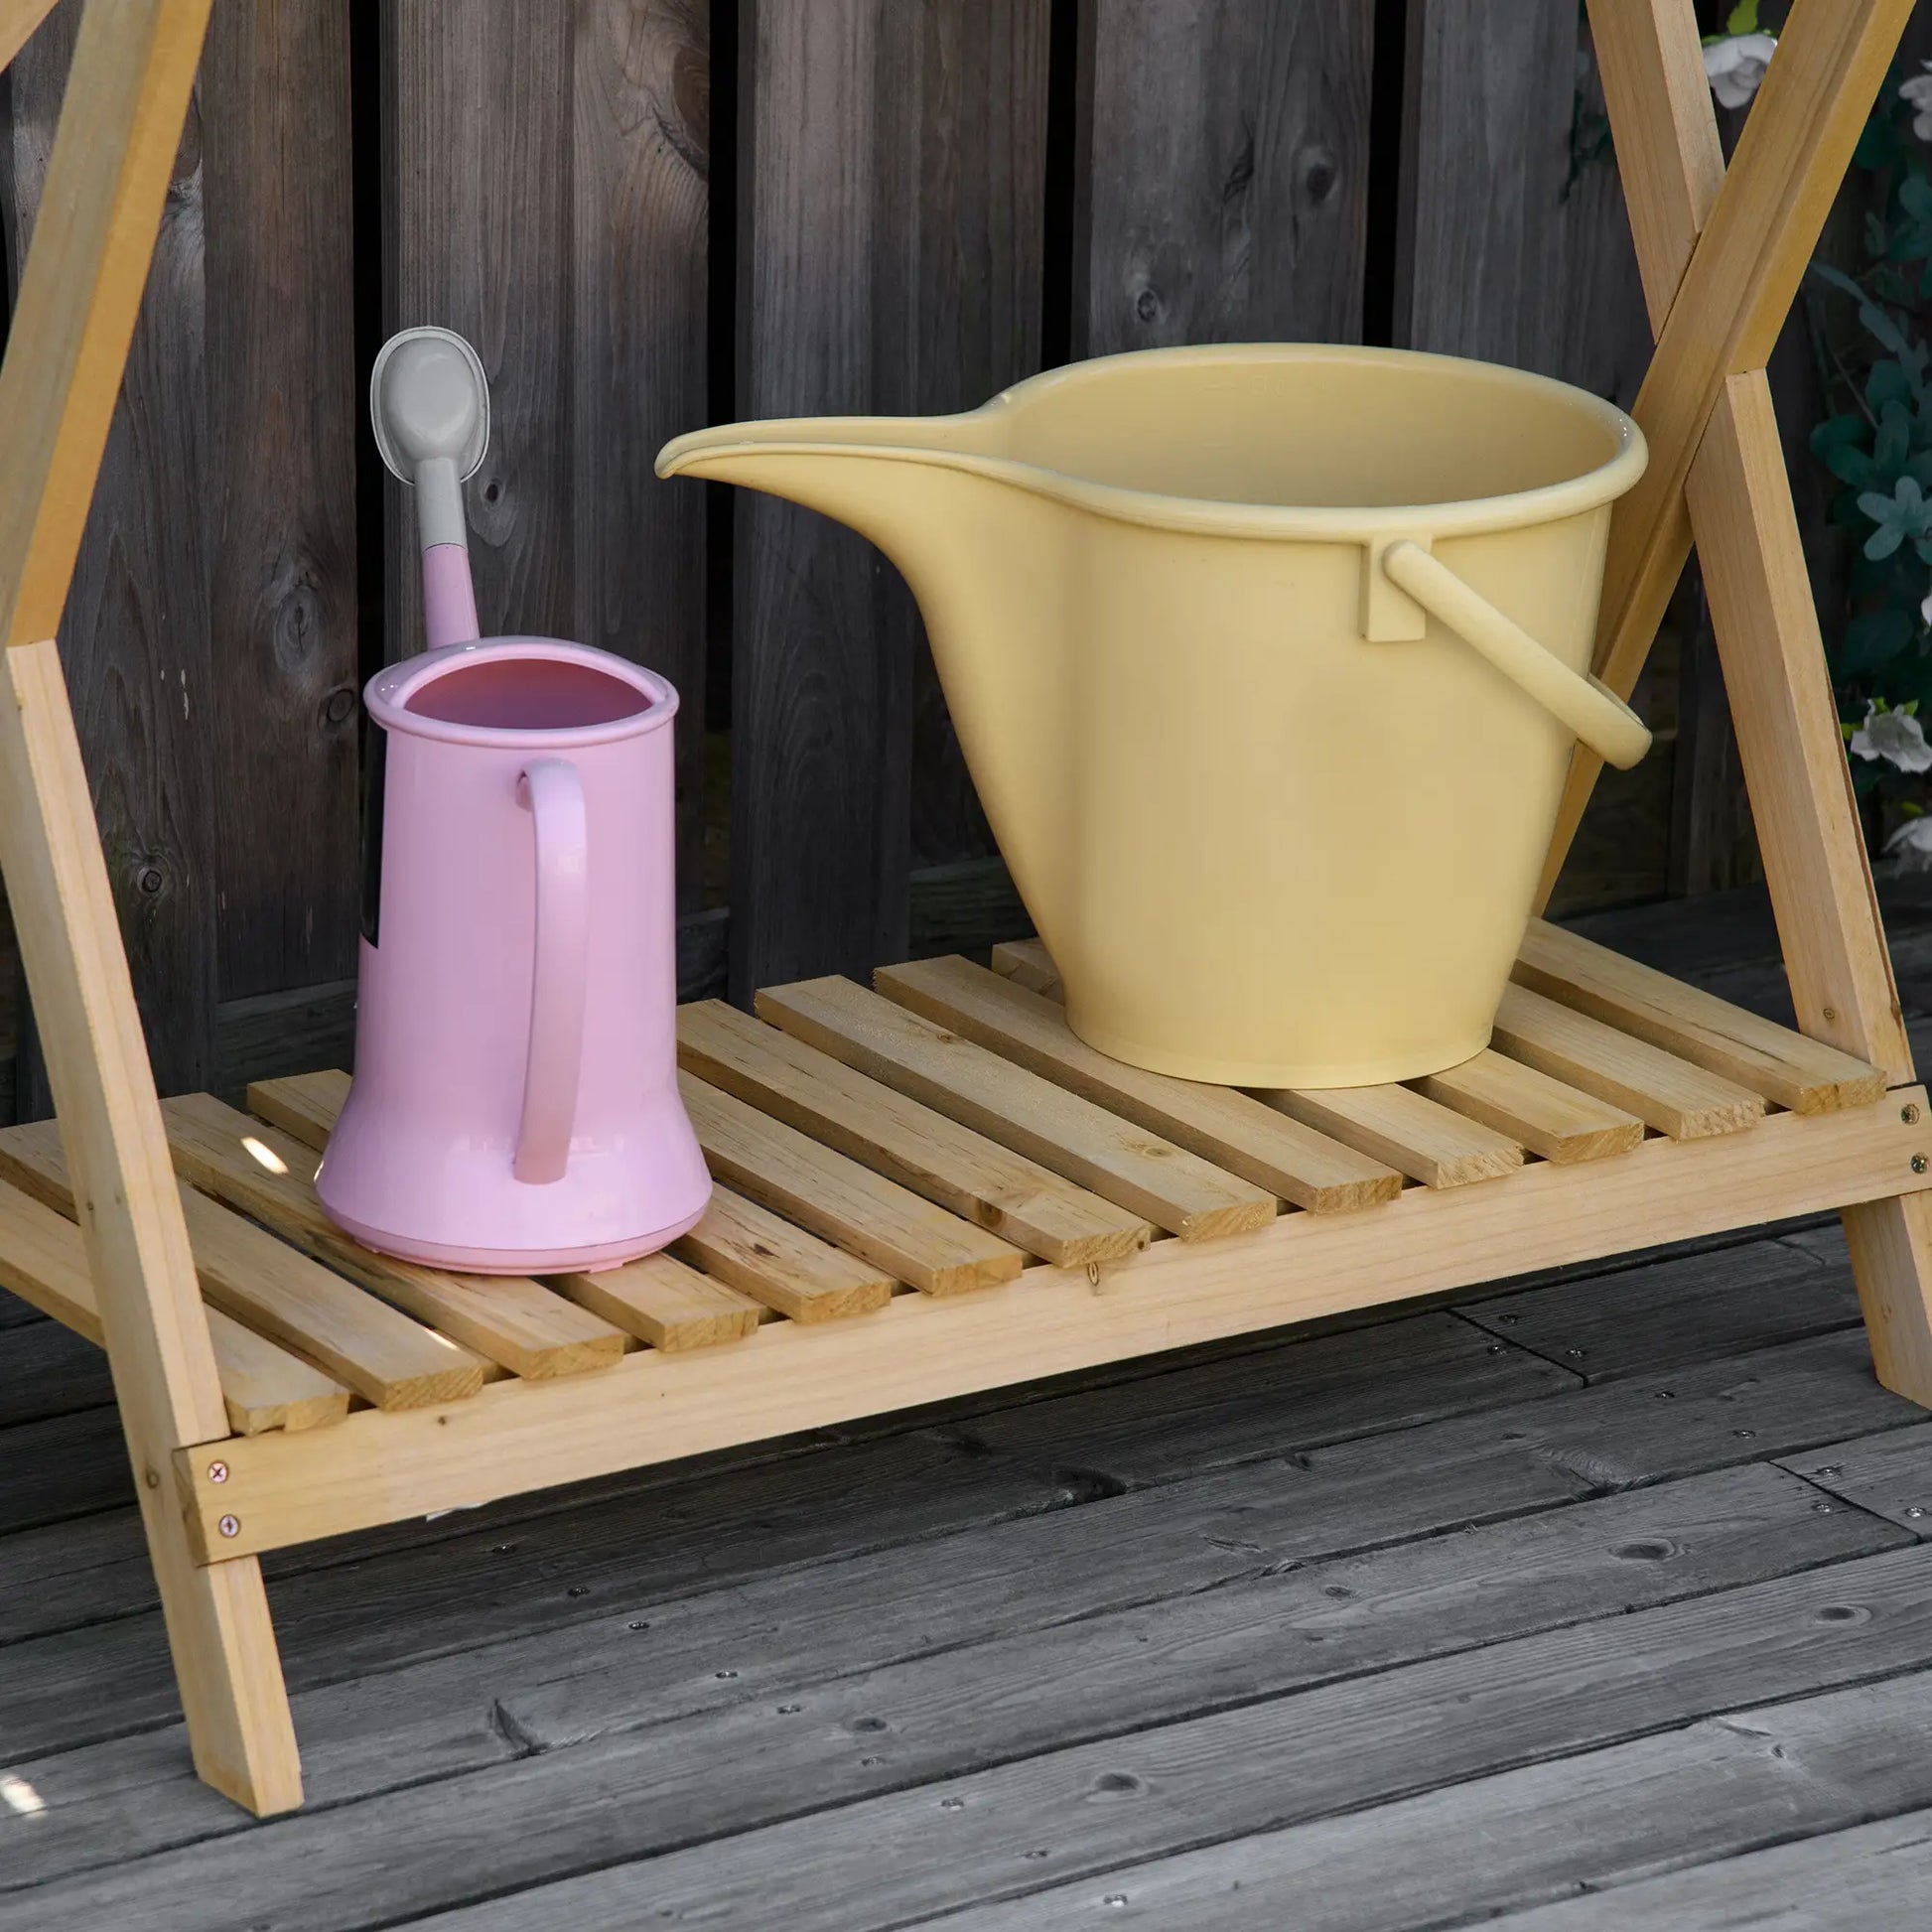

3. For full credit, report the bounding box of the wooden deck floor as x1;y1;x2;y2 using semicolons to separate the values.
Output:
9;886;1932;1928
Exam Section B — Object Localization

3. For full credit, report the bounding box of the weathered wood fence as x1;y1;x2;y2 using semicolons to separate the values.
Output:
0;0;1849;1116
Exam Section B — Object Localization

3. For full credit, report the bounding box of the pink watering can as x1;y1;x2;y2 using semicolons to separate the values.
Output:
318;328;710;1272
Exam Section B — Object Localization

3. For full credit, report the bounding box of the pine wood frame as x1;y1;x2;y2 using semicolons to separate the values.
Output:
1;0;1925;1819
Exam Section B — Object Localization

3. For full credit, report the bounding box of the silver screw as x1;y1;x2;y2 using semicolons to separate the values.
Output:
1906;1505;1926;1520
1733;1429;1756;1439
1813;1501;1833;1513
207;1460;228;1484
1905;1104;1922;1125
1567;1348;1586;1358
143;1467;160;1489
1914;1155;1928;1175
1105;1897;1128;1909
1817;1464;1843;1477
217;1514;239;1538
941;1797;964;1811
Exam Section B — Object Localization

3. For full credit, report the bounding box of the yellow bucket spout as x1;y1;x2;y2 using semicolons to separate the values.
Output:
657;345;1650;1089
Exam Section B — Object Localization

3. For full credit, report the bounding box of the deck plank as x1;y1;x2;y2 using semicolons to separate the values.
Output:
1258;1079;1524;1187
911;1678;1932;1930
0;1119;487;1408
159;1095;625;1381
875;955;1402;1212
678;999;1152;1265
757;976;1278;1240
1779;1419;1932;1534
549;1250;763;1352
50;1541;1932;1932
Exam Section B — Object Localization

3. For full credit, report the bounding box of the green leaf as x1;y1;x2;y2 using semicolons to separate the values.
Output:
1866;522;1907;560
1844;605;1916;673
1869;361;1916;411
1724;0;1759;33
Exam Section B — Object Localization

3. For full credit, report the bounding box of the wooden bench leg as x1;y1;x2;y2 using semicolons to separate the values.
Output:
1690;373;1932;1406
0;642;302;1813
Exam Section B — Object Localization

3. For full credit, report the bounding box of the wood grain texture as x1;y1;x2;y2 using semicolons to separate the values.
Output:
0;0;55;75
1540;0;1914;895
1490;983;1765;1139
1515;912;1886;1114
169;1094;1932;1559
879;954;1402;1213
678;997;1153;1267
551;1249;763;1352
201;0;358;997
1393;0;1575;373
1260;1079;1523;1189
0;1115;487;1409
0;1171;348;1433
673;1182;896;1323
1077;0;1371;354
0;0;301;1814
678;1069;1026;1294
758;976;1277;1240
1416;1048;1645;1166
160;1092;626;1380
732;0;1048;991
4;0;215;1104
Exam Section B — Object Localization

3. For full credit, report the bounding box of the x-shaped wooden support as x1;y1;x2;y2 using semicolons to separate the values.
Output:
1550;0;1932;1402
0;0;301;1813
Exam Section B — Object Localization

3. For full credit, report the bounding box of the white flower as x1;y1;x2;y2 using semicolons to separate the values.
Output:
1888;815;1932;870
1903;63;1932;142
1922;586;1932;629
1852;701;1932;772
1704;33;1777;110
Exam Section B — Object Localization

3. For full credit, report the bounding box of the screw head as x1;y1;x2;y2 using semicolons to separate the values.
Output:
1905;1104;1922;1126
1906;1505;1926;1520
1733;1429;1756;1439
207;1459;228;1483
1914;1155;1929;1175
1813;1501;1833;1513
1817;1464;1843;1477
217;1514;240;1538
143;1466;160;1489
940;1797;964;1811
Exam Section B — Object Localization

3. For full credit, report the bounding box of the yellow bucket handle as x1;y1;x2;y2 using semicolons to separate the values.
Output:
1380;541;1651;770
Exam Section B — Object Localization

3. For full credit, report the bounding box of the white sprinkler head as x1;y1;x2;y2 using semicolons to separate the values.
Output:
369;328;490;552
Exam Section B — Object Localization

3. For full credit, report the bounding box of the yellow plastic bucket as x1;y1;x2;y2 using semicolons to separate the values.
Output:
660;345;1650;1087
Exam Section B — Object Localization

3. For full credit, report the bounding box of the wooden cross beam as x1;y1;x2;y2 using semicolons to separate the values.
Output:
1555;0;1932;1405
0;0;301;1814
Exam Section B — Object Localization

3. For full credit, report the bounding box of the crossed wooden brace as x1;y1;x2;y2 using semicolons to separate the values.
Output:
1540;0;1914;1093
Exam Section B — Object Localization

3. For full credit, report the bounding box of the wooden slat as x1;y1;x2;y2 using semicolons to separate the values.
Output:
159;1094;626;1381
1515;915;1886;1115
550;1251;762;1354
877;955;1402;1213
1258;1082;1523;1189
0;1117;485;1410
989;937;1059;999
678;999;1151;1267
171;1083;1932;1560
0;0;55;75
0;1173;345;1434
1416;1049;1645;1165
757;978;1276;1241
674;1185;895;1324
679;1072;1023;1295
1490;983;1765;1139
245;1068;346;1153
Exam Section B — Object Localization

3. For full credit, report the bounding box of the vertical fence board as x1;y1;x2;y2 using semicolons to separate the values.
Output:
732;0;1048;999
1394;0;1576;370
1078;0;1373;354
383;0;574;657
573;0;711;903
3;0;215;1111
203;1;360;1001
384;0;710;898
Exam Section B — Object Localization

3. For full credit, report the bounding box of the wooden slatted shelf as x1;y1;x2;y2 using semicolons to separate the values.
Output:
6;925;1919;1551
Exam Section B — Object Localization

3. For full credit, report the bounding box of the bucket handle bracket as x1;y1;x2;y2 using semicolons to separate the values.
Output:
1371;539;1652;771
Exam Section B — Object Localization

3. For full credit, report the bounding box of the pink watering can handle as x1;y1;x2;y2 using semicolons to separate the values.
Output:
513;759;589;1184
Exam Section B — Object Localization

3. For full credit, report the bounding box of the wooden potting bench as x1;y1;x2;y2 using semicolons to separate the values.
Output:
1;0;1927;1818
